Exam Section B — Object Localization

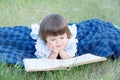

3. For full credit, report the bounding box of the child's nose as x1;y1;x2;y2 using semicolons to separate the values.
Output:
56;39;61;44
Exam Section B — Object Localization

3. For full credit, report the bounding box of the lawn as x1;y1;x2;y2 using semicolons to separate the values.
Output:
0;0;120;80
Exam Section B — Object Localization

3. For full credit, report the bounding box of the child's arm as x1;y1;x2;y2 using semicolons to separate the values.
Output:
48;51;58;59
59;50;72;59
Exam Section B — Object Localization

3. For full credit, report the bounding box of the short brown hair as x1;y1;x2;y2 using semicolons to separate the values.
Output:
39;14;71;42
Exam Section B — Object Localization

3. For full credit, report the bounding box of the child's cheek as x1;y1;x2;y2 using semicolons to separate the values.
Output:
64;39;69;46
50;41;56;47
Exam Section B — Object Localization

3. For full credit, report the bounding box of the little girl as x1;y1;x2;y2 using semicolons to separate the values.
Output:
0;14;120;66
30;14;78;59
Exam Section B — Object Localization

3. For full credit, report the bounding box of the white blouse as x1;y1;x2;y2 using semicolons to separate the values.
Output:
30;23;78;58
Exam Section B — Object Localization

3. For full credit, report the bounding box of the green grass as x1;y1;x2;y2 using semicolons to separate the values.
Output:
0;0;120;80
0;59;120;80
0;0;120;26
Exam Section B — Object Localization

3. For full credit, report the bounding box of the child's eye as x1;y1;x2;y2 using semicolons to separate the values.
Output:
51;39;56;41
60;37;64;39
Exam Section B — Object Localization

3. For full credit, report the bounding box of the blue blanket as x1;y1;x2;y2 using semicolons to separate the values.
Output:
0;26;36;66
75;18;120;59
0;18;120;66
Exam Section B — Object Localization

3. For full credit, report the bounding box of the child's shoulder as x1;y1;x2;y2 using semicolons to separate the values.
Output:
68;24;77;38
30;23;40;40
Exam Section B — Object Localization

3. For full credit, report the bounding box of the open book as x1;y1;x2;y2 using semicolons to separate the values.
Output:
23;53;107;72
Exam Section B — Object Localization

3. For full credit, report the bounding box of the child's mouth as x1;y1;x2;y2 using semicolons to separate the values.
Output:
56;45;62;48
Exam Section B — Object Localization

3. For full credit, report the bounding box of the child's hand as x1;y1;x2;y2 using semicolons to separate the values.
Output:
47;42;59;53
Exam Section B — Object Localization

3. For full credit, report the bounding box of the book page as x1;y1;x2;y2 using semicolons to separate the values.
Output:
23;53;107;71
24;58;62;71
60;54;107;67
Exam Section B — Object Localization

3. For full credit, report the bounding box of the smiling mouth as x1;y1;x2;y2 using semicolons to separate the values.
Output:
56;45;62;48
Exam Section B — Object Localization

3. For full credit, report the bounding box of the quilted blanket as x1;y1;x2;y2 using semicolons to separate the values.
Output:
0;26;36;66
75;18;120;59
0;18;120;66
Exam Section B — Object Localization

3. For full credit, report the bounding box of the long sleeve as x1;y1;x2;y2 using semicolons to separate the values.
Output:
34;38;51;58
30;23;51;58
64;24;78;57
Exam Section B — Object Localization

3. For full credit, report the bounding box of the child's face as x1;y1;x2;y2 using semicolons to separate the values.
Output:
46;33;69;51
